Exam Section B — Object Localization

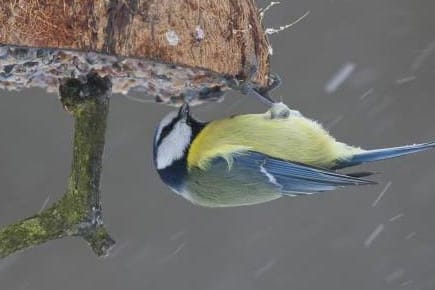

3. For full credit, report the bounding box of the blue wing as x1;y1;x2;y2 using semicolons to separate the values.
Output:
333;141;435;169
233;151;376;195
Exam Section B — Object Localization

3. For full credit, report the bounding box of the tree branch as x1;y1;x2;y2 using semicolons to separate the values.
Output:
0;73;115;258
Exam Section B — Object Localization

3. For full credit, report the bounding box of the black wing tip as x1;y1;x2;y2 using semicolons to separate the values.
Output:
346;171;377;178
359;179;378;185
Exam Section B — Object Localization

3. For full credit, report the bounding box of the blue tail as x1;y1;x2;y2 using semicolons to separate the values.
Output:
334;141;435;169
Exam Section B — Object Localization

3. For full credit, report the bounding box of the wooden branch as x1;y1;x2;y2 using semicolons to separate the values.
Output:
0;73;115;258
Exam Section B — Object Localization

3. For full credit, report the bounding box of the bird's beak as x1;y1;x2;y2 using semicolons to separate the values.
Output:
178;103;190;118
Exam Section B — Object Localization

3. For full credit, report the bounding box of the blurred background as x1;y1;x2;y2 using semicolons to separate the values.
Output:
1;0;435;289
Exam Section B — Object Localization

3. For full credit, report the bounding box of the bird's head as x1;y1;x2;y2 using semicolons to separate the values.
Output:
153;103;204;171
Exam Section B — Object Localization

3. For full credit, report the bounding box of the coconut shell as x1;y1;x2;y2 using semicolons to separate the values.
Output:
0;0;271;104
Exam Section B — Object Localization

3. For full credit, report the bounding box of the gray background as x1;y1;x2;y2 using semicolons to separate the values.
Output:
1;0;435;289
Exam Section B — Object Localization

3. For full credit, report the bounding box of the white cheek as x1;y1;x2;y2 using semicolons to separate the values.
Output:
156;122;192;169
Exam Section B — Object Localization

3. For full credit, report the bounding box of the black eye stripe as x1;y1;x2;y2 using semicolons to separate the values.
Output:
156;116;180;146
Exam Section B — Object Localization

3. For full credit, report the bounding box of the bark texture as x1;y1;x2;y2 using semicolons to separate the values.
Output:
0;0;270;86
0;73;115;258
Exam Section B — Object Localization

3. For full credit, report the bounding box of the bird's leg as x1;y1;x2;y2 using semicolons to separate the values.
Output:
241;81;275;106
226;58;276;106
226;59;302;119
240;77;302;119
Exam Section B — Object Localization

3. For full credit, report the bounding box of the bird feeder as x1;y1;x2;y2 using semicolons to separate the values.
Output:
0;0;271;104
0;0;272;258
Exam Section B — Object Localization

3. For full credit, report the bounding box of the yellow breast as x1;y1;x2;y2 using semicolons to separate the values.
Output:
187;112;362;170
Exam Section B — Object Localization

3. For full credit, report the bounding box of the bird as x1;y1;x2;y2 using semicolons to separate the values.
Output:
153;102;435;207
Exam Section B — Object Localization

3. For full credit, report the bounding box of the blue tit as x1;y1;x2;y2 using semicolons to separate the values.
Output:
153;103;434;207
